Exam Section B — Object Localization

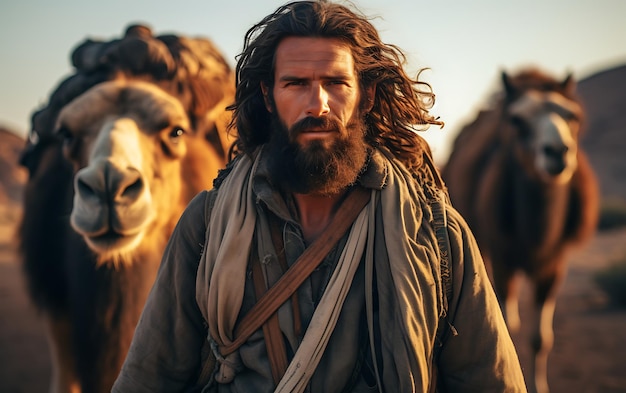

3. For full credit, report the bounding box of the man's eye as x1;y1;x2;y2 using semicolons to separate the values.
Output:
328;80;349;87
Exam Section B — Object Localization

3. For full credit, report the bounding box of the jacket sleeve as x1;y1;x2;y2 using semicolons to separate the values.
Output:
437;206;528;393
112;190;213;392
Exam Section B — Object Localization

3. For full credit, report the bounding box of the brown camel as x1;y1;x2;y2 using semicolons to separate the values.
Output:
442;68;599;393
17;25;235;393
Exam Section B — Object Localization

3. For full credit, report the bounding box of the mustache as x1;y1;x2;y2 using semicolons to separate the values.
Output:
290;116;342;134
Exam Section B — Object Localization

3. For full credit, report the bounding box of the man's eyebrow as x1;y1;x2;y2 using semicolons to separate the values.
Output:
278;75;306;82
278;73;352;82
322;73;352;80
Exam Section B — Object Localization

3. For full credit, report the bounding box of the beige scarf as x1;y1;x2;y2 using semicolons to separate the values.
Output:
197;148;443;392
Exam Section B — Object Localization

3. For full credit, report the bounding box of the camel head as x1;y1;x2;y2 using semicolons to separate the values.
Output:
56;79;209;264
502;70;584;185
21;25;235;268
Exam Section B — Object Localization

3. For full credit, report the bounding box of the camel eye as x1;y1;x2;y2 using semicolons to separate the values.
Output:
56;126;74;144
511;116;531;140
56;125;76;149
55;125;81;160
563;111;580;126
168;126;185;142
161;125;187;158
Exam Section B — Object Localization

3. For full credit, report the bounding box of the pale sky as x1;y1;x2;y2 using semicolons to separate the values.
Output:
1;0;625;163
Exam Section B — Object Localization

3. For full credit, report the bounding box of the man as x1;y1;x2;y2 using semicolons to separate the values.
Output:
113;1;527;392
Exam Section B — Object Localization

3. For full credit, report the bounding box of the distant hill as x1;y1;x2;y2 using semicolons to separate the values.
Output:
578;64;626;201
0;125;27;223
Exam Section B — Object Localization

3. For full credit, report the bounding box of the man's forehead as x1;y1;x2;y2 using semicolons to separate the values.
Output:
274;37;355;75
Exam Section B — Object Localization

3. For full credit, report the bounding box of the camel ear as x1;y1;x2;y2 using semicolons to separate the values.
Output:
562;73;576;94
188;75;225;116
501;71;515;97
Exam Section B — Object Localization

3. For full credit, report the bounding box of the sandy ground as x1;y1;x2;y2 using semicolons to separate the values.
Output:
1;214;625;393
512;227;626;393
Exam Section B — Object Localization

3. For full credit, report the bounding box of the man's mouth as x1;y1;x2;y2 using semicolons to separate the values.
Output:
298;129;335;141
303;128;333;133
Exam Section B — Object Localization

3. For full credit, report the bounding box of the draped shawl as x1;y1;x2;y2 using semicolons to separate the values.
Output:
196;148;444;392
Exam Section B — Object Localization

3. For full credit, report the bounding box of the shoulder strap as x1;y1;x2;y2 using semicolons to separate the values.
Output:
251;246;290;386
432;192;453;316
429;191;458;393
219;186;371;357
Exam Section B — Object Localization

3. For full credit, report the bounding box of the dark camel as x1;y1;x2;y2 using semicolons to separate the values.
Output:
442;68;599;393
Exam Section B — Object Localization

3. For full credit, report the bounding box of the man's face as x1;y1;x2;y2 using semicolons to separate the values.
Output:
264;36;371;196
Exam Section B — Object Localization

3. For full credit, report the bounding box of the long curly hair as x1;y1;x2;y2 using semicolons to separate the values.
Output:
227;0;443;172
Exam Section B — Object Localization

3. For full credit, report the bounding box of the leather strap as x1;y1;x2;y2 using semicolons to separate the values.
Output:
268;214;303;339
220;186;371;357
251;253;289;385
252;211;305;386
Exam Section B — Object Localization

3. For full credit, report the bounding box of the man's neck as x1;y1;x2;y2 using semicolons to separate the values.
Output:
292;190;347;245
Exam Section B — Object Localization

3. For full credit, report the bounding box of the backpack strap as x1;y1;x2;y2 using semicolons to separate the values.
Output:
248;213;304;386
251;245;290;385
432;191;453;320
428;191;458;393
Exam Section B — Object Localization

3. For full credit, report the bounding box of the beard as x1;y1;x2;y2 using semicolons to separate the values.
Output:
265;111;369;196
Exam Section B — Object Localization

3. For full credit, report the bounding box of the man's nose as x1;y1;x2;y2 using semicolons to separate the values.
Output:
305;84;330;117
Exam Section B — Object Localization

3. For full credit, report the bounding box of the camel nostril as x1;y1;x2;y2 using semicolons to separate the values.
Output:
542;145;568;175
76;177;98;202
543;145;567;160
106;165;145;203
121;177;144;200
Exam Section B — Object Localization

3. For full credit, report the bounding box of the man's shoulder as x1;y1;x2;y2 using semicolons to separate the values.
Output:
180;189;216;226
372;147;443;194
212;155;241;189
